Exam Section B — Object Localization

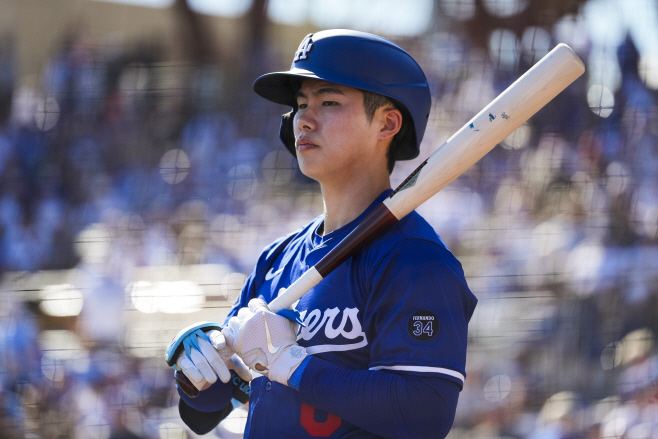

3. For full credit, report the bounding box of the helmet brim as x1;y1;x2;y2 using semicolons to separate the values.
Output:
253;69;322;108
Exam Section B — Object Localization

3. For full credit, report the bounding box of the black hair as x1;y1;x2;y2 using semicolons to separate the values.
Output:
361;90;408;174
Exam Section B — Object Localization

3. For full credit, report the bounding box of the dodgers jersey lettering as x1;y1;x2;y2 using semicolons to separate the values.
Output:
226;190;477;438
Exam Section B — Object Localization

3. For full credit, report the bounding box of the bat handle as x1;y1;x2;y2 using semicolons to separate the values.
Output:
268;203;399;313
269;266;323;313
174;370;200;398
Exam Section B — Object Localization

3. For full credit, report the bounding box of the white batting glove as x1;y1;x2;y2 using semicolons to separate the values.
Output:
223;298;308;386
175;330;252;391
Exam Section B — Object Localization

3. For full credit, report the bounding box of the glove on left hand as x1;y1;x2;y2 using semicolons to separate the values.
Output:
175;329;252;391
165;322;252;397
223;298;307;386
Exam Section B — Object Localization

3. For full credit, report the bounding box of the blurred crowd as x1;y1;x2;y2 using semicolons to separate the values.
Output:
1;3;658;438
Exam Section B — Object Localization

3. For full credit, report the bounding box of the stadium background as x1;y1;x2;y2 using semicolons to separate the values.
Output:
0;0;657;437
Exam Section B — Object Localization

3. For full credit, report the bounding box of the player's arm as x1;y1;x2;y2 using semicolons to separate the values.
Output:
296;240;474;437
224;300;461;439
295;357;460;439
177;379;235;435
169;231;298;433
169;325;252;435
168;272;260;434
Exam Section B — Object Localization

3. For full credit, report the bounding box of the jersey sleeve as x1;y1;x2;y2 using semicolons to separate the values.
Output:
363;238;477;389
177;379;234;435
223;270;258;326
298;356;460;439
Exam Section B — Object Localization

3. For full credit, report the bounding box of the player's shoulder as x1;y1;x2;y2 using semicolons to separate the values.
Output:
374;210;448;254
395;210;446;244
364;210;465;276
358;211;476;315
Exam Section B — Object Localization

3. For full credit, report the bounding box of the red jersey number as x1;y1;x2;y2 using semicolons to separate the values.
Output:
301;403;341;437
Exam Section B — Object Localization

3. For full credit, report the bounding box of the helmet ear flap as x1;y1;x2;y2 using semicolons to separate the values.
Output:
279;110;297;157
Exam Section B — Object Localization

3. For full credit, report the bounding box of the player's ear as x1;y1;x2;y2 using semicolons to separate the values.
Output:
378;108;403;142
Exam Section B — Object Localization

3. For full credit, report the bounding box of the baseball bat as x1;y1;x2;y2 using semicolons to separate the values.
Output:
268;43;585;313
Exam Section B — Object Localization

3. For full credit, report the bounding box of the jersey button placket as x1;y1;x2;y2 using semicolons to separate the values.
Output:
266;381;272;391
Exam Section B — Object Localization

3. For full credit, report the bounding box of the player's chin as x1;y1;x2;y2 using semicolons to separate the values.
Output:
297;157;324;180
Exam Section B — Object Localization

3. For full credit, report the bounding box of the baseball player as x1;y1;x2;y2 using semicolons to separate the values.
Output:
166;29;477;438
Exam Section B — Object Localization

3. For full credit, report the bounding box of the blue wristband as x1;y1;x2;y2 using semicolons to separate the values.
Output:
287;356;312;391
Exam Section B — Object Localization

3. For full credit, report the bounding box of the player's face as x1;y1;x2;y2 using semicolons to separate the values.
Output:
293;79;385;184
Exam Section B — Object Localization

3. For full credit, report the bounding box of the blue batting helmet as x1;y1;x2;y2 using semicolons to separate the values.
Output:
253;29;432;161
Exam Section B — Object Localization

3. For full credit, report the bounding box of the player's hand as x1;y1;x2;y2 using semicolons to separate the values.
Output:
175;329;252;392
223;298;307;386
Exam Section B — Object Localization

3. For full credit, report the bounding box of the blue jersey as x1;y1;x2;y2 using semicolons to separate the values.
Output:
222;190;477;438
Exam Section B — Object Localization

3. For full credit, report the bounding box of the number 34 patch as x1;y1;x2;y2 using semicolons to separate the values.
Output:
407;310;439;342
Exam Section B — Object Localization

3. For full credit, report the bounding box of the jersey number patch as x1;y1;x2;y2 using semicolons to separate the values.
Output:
301;403;341;437
407;310;439;341
413;321;433;337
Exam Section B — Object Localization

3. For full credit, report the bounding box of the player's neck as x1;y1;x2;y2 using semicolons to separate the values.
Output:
319;171;391;236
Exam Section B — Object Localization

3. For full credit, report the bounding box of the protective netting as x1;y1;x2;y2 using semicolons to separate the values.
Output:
1;1;657;438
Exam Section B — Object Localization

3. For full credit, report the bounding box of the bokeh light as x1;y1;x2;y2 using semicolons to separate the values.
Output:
127;280;206;314
76;224;112;265
484;375;512;402
261;150;297;186
601;342;623;370
158;422;186;439
440;0;476;21
226;165;258;200
188;0;253;17
39;284;84;317
488;28;520;69
501;123;531;150
34;97;60;131
160;149;191;184
638;54;658;89
268;0;433;36
587;84;615;118
521;27;551;64
482;0;528;18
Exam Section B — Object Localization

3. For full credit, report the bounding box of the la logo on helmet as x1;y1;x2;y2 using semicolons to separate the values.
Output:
294;34;314;62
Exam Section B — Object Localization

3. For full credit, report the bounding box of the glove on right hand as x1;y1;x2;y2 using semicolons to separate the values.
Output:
223;298;307;386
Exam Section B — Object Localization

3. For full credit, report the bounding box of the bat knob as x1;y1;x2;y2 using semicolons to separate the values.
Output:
174;370;200;398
